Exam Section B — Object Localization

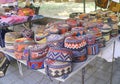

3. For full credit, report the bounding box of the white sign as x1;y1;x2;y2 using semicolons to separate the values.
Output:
112;0;120;3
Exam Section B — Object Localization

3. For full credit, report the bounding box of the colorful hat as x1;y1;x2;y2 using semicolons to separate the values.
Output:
101;24;111;41
111;24;118;37
72;48;87;62
71;27;86;36
101;24;112;33
21;29;34;39
47;34;64;48
5;43;14;53
46;47;72;62
44;58;72;78
64;36;87;50
14;38;36;60
55;23;71;34
87;43;99;55
96;37;106;48
90;27;102;38
5;32;22;44
66;19;77;28
85;34;96;45
45;25;59;34
35;32;49;41
23;44;49;60
79;13;88;20
27;57;45;70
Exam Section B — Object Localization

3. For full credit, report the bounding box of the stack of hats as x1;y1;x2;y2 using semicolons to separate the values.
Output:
111;24;118;37
45;32;74;78
86;34;99;55
64;36;87;62
101;24;112;41
14;29;36;60
5;32;22;53
14;38;36;60
45;47;72;78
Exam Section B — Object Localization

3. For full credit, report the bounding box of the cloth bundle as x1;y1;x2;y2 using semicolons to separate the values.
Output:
0;15;28;26
95;0;108;9
0;0;16;4
18;8;35;16
108;1;120;12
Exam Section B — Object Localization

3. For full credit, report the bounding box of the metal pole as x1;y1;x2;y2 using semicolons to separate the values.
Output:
82;67;85;84
95;0;97;11
83;0;86;13
110;40;116;84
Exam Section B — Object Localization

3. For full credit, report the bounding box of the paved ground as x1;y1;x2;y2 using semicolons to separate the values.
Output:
0;56;120;84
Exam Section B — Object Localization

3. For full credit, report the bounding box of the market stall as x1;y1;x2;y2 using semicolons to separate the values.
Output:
0;0;120;84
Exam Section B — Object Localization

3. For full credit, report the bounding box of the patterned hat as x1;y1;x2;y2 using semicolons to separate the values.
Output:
72;48;87;62
66;19;77;28
44;58;72;78
21;29;34;39
55;23;71;34
85;34;96;45
96;37;106;48
64;36;87;50
87;43;99;55
46;47;72;62
71;27;86;36
47;34;64;48
23;44;49;60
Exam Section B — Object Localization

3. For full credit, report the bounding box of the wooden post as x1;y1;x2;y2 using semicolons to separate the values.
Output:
83;0;85;13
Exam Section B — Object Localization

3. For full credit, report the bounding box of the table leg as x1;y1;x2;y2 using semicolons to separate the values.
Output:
82;67;85;84
29;21;32;29
17;61;23;76
58;81;61;84
110;41;116;84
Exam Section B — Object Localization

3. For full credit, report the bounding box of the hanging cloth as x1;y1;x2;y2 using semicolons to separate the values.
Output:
95;0;109;9
108;1;120;12
0;0;16;4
